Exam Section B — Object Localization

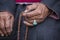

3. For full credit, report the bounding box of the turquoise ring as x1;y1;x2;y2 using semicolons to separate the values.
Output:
33;20;37;26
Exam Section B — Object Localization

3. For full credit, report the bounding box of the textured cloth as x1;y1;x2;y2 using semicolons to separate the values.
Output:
0;0;60;40
0;0;15;14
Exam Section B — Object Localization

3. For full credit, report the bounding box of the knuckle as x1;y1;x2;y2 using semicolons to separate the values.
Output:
12;16;14;20
0;25;4;29
41;19;44;22
38;19;44;23
10;14;13;17
10;14;14;19
40;16;44;19
0;12;9;18
0;26;4;29
2;25;4;28
30;20;33;23
7;30;11;33
6;25;10;28
37;20;40;23
26;6;31;9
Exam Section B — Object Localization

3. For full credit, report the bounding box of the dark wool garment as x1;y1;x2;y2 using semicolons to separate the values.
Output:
0;0;60;40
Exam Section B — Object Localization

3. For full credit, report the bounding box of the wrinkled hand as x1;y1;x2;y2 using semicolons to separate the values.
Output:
0;11;14;36
22;3;50;26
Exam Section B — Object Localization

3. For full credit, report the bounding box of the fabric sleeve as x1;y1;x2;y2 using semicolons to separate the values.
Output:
0;0;16;14
41;0;60;19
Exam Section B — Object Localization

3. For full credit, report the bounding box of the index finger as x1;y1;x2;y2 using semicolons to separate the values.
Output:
25;3;38;12
5;15;14;35
23;10;41;18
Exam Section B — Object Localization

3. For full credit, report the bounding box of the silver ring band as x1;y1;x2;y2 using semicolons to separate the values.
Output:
33;20;37;25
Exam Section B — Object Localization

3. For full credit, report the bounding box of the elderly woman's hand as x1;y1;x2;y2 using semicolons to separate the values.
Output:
0;11;14;36
22;3;50;27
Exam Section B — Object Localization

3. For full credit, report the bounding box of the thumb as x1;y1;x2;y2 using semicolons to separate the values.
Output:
25;3;38;12
23;3;38;17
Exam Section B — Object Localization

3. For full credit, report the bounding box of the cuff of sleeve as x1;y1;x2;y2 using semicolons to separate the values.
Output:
49;12;59;20
0;6;15;15
0;0;15;15
41;1;60;19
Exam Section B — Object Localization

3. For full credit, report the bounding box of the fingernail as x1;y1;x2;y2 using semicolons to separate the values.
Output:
23;21;25;23
22;13;26;16
24;10;28;13
1;34;4;36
